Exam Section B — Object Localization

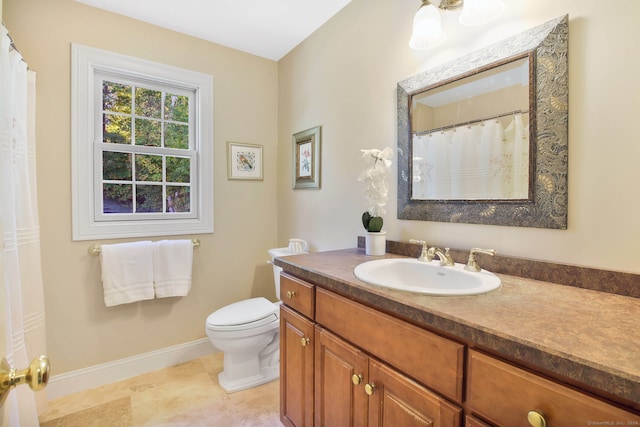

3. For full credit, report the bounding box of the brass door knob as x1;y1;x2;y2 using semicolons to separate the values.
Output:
364;383;376;396
527;410;547;427
300;337;310;347
351;374;363;385
0;356;50;407
286;291;296;298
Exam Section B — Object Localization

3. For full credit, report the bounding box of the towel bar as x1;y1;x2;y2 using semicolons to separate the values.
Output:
88;239;201;256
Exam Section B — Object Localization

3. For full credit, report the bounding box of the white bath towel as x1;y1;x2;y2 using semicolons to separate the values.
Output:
153;240;193;298
100;241;155;307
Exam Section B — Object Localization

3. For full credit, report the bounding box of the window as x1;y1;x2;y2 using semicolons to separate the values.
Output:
72;44;213;240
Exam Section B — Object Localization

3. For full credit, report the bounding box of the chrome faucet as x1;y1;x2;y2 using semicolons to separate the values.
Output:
428;247;454;266
409;239;431;262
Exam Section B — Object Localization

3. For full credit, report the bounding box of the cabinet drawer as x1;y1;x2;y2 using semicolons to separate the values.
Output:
467;350;640;426
280;273;315;319
316;287;465;403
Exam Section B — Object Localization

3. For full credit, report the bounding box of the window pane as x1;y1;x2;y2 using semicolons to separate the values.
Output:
103;114;131;144
165;123;189;149
103;151;132;181
164;93;189;122
135;87;162;118
102;81;131;114
166;186;190;213
135;118;161;146
103;183;133;214
166;156;190;183
136;185;163;213
135;154;162;182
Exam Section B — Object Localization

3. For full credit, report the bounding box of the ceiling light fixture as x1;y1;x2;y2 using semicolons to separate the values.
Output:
409;0;505;50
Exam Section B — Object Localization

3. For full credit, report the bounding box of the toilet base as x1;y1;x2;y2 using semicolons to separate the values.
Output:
216;333;280;393
218;364;279;393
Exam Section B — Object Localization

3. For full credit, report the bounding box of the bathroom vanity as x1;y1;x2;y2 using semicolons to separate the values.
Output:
276;247;640;427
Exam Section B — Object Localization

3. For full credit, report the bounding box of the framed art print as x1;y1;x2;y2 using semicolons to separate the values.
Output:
292;126;321;189
227;142;263;180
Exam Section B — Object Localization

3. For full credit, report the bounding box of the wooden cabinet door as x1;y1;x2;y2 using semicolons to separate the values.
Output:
367;359;462;427
464;415;492;427
281;305;315;427
314;327;369;427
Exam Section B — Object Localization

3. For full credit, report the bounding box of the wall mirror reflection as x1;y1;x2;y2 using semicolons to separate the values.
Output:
411;56;531;201
397;15;568;229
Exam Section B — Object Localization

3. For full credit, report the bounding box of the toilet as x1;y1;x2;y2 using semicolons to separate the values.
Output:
205;244;306;392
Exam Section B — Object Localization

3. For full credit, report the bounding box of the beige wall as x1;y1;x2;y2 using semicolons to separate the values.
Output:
413;84;528;132
278;0;640;274
3;0;279;374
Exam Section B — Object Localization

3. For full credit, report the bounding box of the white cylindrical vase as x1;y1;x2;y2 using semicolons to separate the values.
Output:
365;231;386;256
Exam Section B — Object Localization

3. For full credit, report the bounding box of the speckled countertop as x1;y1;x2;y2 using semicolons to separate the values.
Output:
274;248;640;410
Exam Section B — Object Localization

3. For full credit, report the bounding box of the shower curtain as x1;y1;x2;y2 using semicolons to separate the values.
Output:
412;113;529;200
1;24;48;425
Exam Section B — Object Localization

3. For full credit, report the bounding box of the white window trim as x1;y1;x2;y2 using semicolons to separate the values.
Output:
71;44;214;241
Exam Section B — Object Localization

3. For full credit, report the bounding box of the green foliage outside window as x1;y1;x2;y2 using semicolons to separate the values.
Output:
101;80;191;214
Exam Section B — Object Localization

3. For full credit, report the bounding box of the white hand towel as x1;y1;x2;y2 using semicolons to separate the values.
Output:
100;241;155;307
153;240;193;298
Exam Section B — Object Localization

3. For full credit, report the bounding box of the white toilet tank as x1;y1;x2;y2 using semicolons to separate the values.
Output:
268;248;289;298
268;240;308;298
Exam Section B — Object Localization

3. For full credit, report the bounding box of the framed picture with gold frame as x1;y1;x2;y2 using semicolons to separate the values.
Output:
292;126;321;189
227;142;263;180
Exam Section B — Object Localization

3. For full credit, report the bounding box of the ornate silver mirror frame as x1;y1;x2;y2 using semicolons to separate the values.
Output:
397;15;568;229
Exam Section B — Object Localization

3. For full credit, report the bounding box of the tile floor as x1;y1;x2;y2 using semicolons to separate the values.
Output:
38;353;282;426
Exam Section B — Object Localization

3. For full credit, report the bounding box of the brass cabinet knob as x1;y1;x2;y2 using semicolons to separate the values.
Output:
351;374;363;386
286;291;296;298
527;410;547;427
0;356;50;407
364;383;376;396
300;337;310;347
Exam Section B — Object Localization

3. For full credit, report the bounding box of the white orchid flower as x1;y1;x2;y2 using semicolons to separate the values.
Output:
361;147;393;169
358;146;393;218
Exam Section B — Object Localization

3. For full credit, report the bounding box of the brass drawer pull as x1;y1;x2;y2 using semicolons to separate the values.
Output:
527;410;547;427
301;337;310;347
352;374;363;386
286;291;296;298
364;383;376;396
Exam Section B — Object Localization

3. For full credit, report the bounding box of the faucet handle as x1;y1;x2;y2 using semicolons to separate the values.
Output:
465;248;496;272
409;239;430;262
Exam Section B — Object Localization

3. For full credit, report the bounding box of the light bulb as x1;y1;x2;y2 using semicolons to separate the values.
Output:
409;2;446;49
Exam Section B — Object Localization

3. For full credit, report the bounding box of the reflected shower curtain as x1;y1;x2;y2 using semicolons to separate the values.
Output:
503;114;529;199
413;130;452;199
1;25;48;425
412;114;528;200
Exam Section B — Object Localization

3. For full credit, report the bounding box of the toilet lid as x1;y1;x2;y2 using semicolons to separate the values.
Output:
206;297;278;331
268;247;293;259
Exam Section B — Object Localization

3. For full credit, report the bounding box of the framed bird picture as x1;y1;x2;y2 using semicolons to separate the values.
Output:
227;142;263;180
293;126;321;189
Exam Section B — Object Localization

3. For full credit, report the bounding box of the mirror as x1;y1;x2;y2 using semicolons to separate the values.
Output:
412;56;531;201
397;15;568;229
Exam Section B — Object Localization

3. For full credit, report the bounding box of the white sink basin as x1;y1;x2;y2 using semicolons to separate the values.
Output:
353;258;501;296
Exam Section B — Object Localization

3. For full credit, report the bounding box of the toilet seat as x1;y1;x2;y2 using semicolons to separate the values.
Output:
206;297;278;332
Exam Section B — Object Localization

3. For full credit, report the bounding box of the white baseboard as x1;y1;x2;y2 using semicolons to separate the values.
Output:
46;338;215;400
